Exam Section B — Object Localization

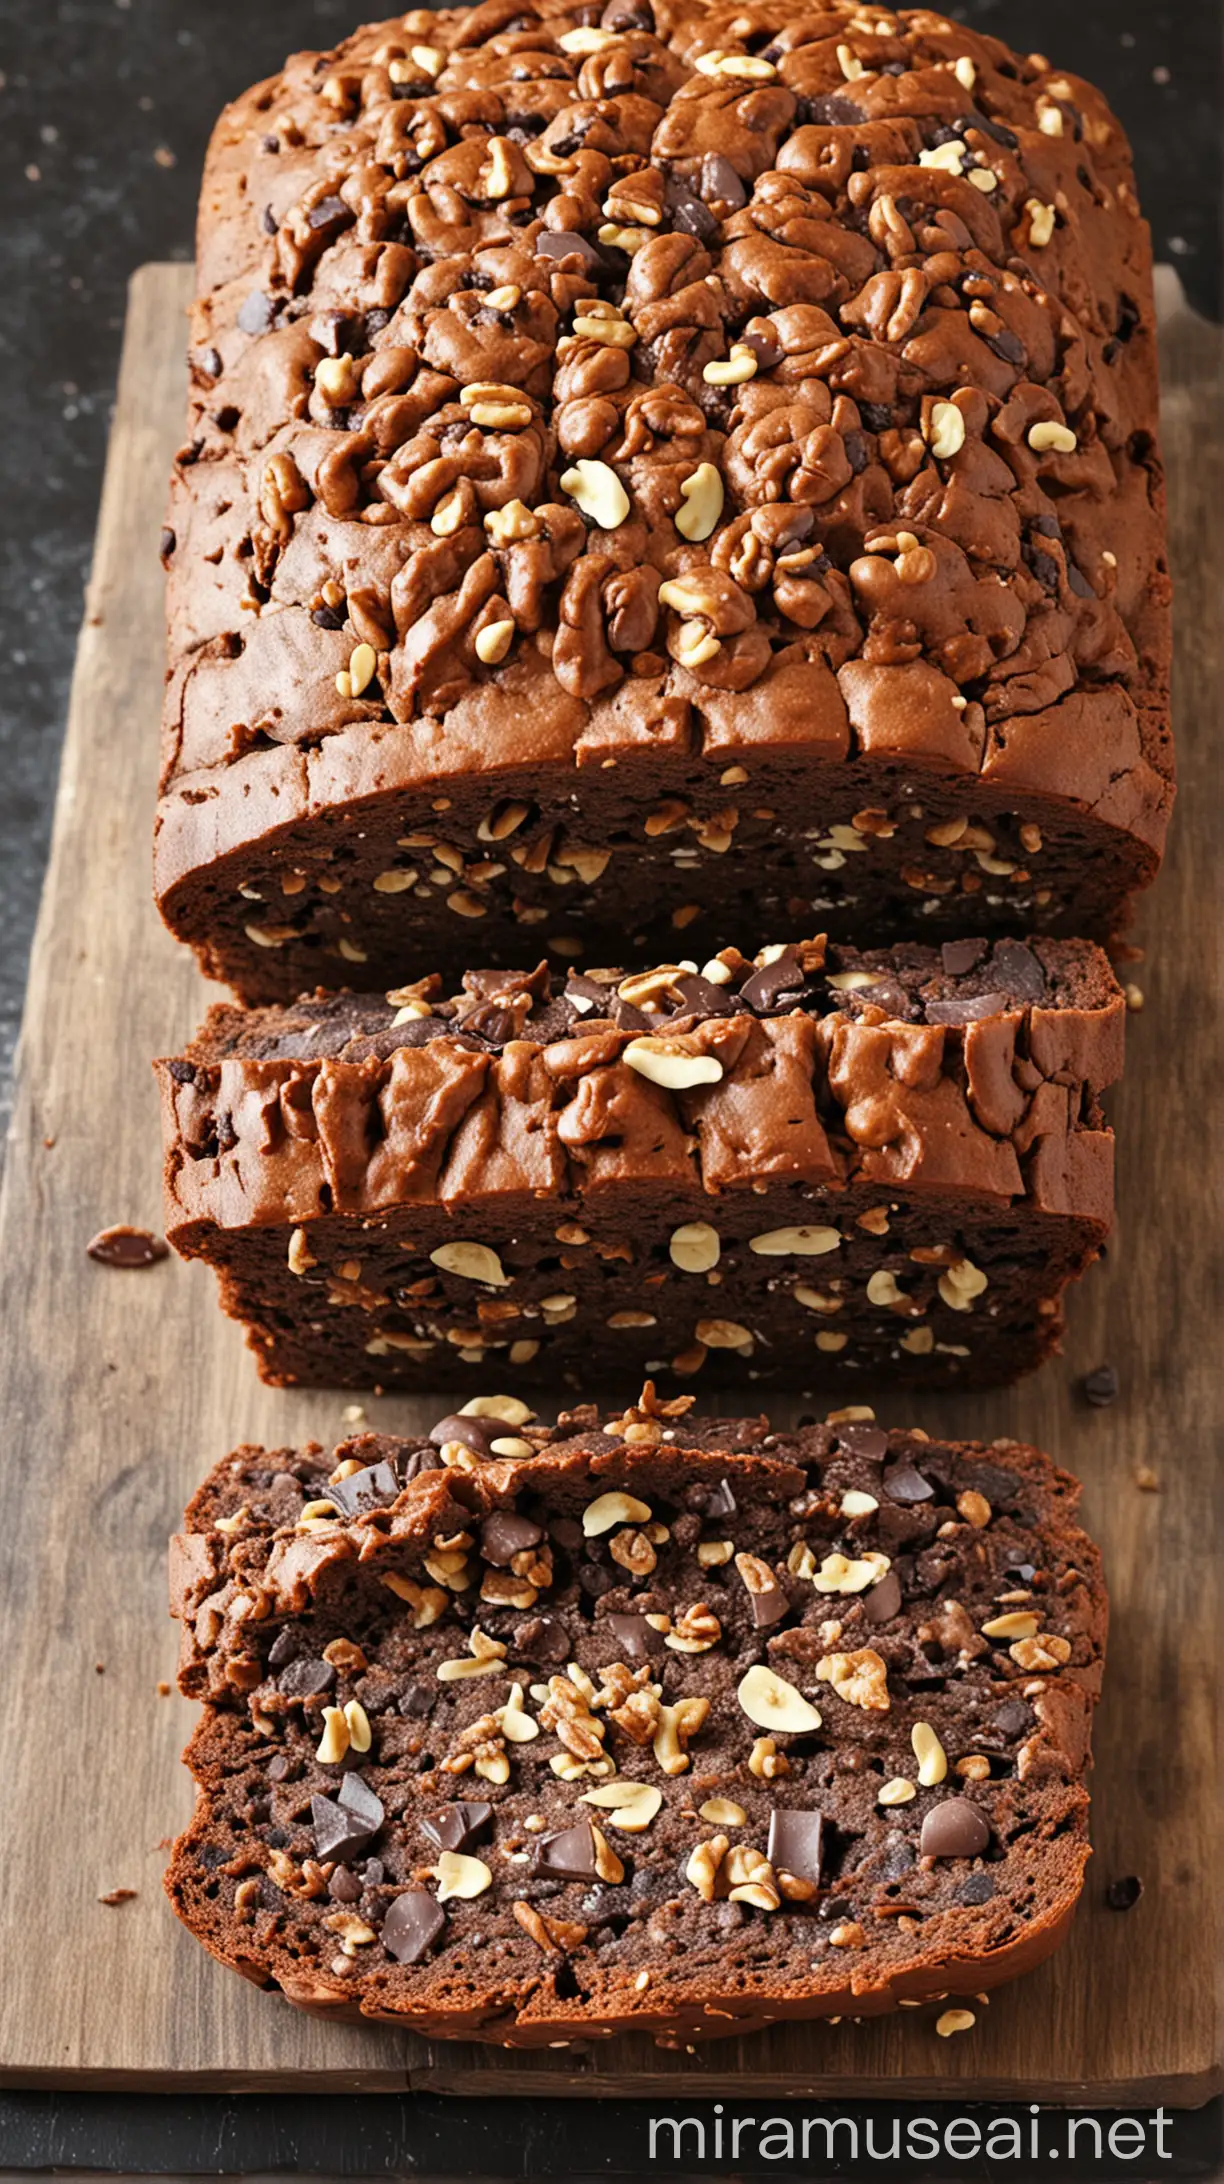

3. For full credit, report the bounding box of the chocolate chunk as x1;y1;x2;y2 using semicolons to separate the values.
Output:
940;938;987;977
421;1801;494;1855
664;176;719;242
748;1580;789;1630
530;1820;600;1882
603;1611;666;1661
1106;1875;1143;1911
700;153;746;211
882;1461;934;1505
737;952;806;1012
381;1889;446;1965
860;1567;902;1624
879;1836;915;1879
925;992;1011;1026
267;1629;299;1668
307;193;350;232
669;973;743;1020
802;92;862;125
702;1478;738;1518
766;1808;824;1883
325;1460;401;1516
430;1413;494;1461
514;1614;571;1665
400;1447;444;1482
834;1424;889;1462
277;1656;335;1699
328;1866;363;1903
480;1511;544;1566
86;1225;169;1268
955;1872;997;1905
1083;1364;1120;1408
534;229;604;271
237;290;276;336
338;1772;385;1832
919;1798;992;1859
989;938;1045;1002
310;1782;383;1863
398;1679;435;1717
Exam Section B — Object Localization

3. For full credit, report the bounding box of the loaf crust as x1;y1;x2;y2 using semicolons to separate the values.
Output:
158;0;1171;1001
156;934;1122;1390
165;1408;1107;2044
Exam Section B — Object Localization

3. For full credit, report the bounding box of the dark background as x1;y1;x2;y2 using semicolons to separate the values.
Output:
0;0;1220;2174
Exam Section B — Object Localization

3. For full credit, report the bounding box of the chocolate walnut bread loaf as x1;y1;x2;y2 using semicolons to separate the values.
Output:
156;934;1122;1392
165;1403;1107;2043
157;0;1171;1003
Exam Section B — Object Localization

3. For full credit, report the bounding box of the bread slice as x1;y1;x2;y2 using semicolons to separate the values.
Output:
166;1402;1106;2044
156;935;1123;1391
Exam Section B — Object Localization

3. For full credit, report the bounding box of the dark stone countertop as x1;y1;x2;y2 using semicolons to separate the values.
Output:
0;2;1219;2173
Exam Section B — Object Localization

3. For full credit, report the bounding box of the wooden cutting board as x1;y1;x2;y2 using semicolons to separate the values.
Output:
0;262;1218;2103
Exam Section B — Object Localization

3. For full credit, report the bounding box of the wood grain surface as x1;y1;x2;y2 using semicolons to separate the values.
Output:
0;262;1218;2103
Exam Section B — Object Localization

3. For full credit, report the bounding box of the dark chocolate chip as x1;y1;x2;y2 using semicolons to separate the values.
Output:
237;290;276;336
737;952;805;1012
514;1614;571;1666
955;1871;997;1905
834;1424;889;1462
381;1889;446;1964
420;1802;494;1855
277;1656;335;1699
534;228;604;271
747;1579;789;1630
530;1820;600;1883
1083;1364;1119;1408
159;526;177;562
1106;1875;1143;1911
399;1680;435;1717
664;176;719;242
940;938;987;977
603;1611;666;1661
801;92;862;125
882;1461;934;1505
267;1629;299;1668
338;1772;385;1831
480;1511;544;1566
328;1866;363;1903
668;973;744;1020
702;1478;738;1518
919;1798;992;1859
308;194;351;232
429;1413;494;1461
311;1788;381;1863
860;1567;902;1624
325;1461;401;1516
86;1225;170;1268
988;938;1045;1001
766;1808;824;1884
700;152;746;211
